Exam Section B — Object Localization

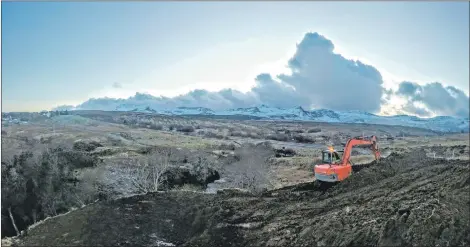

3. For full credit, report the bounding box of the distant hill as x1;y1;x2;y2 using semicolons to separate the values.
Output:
53;104;469;133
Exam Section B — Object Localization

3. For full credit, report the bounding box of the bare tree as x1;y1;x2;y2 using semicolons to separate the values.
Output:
126;149;172;194
225;143;275;193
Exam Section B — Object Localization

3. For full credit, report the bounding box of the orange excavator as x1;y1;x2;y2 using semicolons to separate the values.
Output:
314;135;380;182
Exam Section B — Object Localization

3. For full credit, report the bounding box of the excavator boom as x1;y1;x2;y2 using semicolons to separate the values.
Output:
340;135;380;166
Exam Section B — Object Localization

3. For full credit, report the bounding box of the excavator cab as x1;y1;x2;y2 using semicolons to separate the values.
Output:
321;150;343;164
315;148;350;182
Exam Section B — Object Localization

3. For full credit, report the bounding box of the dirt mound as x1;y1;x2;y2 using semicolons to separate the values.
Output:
11;151;470;247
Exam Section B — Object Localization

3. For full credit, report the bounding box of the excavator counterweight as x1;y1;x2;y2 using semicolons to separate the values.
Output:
314;136;380;182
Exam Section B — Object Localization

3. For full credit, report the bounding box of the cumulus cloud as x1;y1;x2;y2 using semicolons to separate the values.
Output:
274;32;384;112
395;81;469;118
57;32;468;118
76;90;260;111
251;74;306;108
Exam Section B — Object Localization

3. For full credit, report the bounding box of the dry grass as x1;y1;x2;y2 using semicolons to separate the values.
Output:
3;113;468;195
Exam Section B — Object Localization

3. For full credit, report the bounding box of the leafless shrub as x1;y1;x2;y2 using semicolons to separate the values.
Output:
98;148;220;198
75;168;102;205
124;150;172;193
201;130;226;139
229;129;261;139
219;143;237;151
107;134;123;146
119;132;133;140
225;143;275;194
248;132;261;138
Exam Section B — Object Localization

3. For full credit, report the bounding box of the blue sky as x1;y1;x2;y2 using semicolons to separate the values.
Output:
2;1;469;115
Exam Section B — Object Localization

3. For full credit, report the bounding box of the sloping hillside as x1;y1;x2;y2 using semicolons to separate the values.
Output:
8;150;469;247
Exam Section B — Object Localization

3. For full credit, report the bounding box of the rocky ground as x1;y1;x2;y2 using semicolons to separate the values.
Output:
7;149;469;247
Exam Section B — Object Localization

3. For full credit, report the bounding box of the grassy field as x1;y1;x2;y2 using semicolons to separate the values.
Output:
3;112;467;189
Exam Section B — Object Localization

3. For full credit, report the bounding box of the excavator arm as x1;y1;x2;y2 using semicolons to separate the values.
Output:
340;136;380;166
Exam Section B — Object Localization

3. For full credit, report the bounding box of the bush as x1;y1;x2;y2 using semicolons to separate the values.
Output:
293;134;315;143
266;133;290;142
219;143;237;151
73;140;103;152
226;143;275;194
229;130;242;137
203;131;226;139
177;125;195;133
99;149;220;196
277;128;291;134
60;150;101;169
124;150;172;193
307;128;322;133
169;124;196;133
137;146;154;155
149;124;163;130
275;147;296;157
1;145;101;237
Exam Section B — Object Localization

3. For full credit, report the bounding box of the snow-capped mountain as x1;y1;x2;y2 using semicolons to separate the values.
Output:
58;104;469;133
171;107;215;115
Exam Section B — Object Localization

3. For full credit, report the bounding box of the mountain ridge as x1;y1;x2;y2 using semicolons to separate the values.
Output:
54;103;469;133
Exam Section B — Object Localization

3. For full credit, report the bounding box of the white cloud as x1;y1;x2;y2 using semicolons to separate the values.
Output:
394;81;469;118
57;32;469;118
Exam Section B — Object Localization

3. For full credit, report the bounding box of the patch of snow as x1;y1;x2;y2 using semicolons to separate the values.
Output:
149;234;175;247
214;178;227;184
155;240;175;246
237;223;256;229
63;104;469;133
205;177;229;194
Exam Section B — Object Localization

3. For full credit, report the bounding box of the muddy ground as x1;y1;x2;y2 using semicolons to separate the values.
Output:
8;149;469;247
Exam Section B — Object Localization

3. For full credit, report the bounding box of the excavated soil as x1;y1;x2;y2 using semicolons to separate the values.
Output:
10;150;470;247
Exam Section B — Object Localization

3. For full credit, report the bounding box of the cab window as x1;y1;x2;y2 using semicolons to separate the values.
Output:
322;152;332;163
322;152;341;164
